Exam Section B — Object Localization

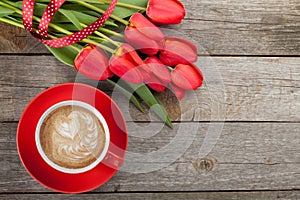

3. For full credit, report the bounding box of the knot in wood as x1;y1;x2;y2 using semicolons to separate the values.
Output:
193;158;214;172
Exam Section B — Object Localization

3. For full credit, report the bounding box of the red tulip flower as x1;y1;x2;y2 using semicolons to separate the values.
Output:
109;43;144;84
74;44;113;80
160;36;198;66
139;56;171;92
171;63;203;90
125;13;164;55
145;56;171;84
144;75;166;92
147;0;185;25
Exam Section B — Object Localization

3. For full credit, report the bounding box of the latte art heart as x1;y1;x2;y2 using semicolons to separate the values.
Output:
54;111;100;160
39;105;106;169
55;113;80;140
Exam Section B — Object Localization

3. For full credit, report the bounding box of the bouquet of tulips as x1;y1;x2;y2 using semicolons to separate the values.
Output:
0;0;203;128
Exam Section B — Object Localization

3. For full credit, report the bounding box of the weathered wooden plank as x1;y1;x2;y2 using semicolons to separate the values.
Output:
0;191;299;200
0;23;47;54
1;0;299;55
1;56;300;122
179;0;300;55
1;122;299;192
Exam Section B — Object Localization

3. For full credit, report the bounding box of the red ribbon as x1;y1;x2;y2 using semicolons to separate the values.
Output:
22;0;117;48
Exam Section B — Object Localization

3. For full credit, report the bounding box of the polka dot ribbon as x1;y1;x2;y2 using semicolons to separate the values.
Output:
22;0;117;48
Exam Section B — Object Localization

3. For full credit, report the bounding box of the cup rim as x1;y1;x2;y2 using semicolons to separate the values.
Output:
35;100;110;174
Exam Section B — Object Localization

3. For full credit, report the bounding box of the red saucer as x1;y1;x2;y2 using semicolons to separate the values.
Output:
17;83;128;193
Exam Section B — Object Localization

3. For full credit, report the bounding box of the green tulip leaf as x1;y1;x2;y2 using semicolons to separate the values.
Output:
125;82;173;128
107;79;144;112
60;5;118;27
46;45;80;67
14;2;22;9
0;7;14;17
58;9;82;31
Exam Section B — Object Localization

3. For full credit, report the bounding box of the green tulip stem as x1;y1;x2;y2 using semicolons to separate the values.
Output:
116;2;147;11
77;1;129;26
0;17;24;29
80;23;120;47
102;0;147;11
82;38;115;53
98;27;124;38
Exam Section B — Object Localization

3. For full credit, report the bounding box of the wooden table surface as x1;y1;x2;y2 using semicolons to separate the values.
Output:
0;0;299;199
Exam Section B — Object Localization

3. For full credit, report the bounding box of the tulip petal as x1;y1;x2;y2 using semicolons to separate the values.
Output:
125;26;159;55
117;43;144;66
160;36;198;66
147;0;185;25
171;64;203;90
170;83;186;100
144;75;166;92
148;82;166;92
138;64;152;81
145;56;171;84
74;45;112;80
109;55;143;84
166;36;198;55
130;13;164;42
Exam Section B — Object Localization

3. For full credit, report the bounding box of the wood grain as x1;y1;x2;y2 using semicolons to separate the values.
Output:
1;56;300;122
179;0;300;55
0;191;299;200
1;122;299;192
0;0;299;55
0;23;47;54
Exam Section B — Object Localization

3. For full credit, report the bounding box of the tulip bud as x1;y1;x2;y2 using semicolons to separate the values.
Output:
147;0;185;25
125;13;164;55
145;56;171;84
171;63;203;90
170;83;186;100
74;44;113;80
109;44;144;84
160;36;198;66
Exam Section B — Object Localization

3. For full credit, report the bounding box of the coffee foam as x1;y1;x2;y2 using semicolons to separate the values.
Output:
40;105;106;169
